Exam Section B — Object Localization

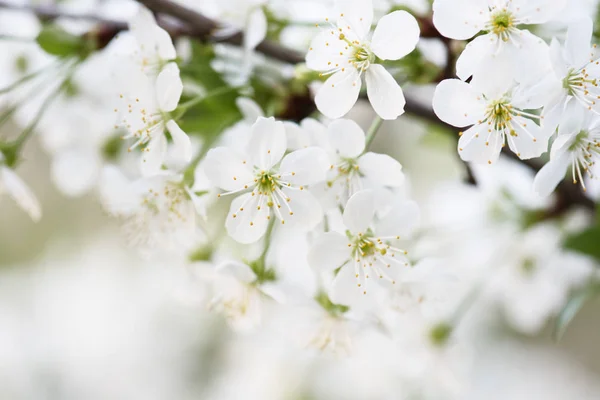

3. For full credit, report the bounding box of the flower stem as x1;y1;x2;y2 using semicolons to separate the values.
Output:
365;115;384;150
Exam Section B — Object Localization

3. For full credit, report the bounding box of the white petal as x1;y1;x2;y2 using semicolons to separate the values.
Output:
244;8;267;51
141;134;167;177
330;263;359;306
51;149;100;197
549;38;568;78
166;120;192;163
237;97;264;122
281;187;323;230
433;79;486;127
284;122;310;151
186;188;207;220
455;34;492;81
305;30;349;72
1;167;41;222
357;152;404;187
512;0;567;24
533;151;571;197
507;117;549;160
98;166;138;216
226;193;270;244
365;64;405;120
458;124;503;164
204;147;254;191
308;232;351;272
334;0;373;40
343;189;375;234
375;200;420;238
327;118;365;158
371;10;420;61
130;7;177;62
565;17;593;69
432;0;488;40
279;147;329;185
217;261;257;284
247;117;287;170
315;69;361;119
156;62;183;112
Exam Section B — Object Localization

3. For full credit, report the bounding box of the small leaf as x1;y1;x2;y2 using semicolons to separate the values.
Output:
564;226;600;262
36;25;85;58
553;283;600;341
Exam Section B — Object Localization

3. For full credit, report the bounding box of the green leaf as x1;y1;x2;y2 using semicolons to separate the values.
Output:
36;25;85;58
553;283;600;341
564;226;600;262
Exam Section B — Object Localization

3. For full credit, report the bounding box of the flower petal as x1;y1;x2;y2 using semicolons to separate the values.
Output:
279;147;329;185
327;118;365;158
433;79;486;127
512;0;567;24
156;62;183;112
457;124;503;165
281;187;324;230
237;97;264;122
507;117;549;160
330;262;360;306
141;134;167;177
247;117;287;170
343;189;375;234
244;8;267;51
315;68;361;119
365;64;405;120
371;10;420;61
217;261;257;284
308;232;351;272
455;34;491;81
432;0;488;40
533;150;571;197
305;30;349;72
565;17;593;69
375;200;420;238
98;166;139;217
204;147;255;191
226;193;270;244
357;152;404;187
1;167;41;222
166;120;192;163
334;0;373;40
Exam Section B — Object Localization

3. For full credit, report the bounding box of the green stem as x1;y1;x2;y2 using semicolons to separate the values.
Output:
176;85;242;116
258;217;276;265
364;115;384;150
0;60;60;96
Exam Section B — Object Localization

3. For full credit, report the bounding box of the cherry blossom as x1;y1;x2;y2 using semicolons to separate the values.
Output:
306;0;420;119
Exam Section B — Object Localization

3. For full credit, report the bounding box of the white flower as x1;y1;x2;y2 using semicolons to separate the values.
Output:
309;190;420;305
219;97;264;152
306;0;420;119
207;260;282;332
534;17;600;127
433;0;565;82
487;224;594;334
287;118;404;207
433;78;550;164
128;6;177;77
99;166;204;253
114;64;192;177
0;159;41;222
204;117;329;244
534;108;600;196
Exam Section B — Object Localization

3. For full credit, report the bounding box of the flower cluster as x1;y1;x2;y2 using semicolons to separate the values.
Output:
1;0;600;398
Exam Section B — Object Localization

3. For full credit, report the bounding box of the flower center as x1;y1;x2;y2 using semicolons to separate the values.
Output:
143;182;189;220
485;99;514;133
349;44;375;72
490;10;514;36
255;170;281;196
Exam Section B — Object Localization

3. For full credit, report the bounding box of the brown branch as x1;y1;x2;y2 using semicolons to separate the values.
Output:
0;0;594;212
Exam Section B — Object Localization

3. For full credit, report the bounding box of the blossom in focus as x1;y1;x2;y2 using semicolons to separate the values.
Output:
534;109;600;196
306;0;420;119
309;190;420;305
433;78;550;164
286;118;404;208
204;117;329;244
114;63;192;177
433;0;565;82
